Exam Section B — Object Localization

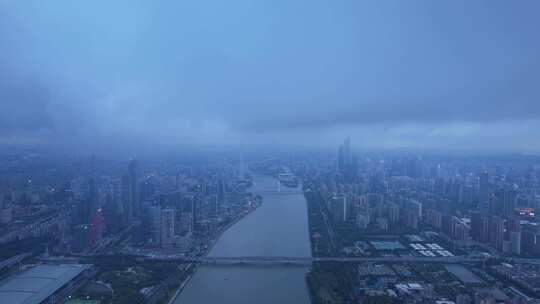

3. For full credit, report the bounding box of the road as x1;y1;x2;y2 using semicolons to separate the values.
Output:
66;250;540;267
143;255;488;266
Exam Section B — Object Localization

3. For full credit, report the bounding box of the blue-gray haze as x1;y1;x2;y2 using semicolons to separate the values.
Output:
1;1;539;153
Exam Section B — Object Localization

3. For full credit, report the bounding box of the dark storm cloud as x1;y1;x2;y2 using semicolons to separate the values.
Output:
1;0;540;151
0;77;52;132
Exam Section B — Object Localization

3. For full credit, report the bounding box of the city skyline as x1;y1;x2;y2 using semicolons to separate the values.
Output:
2;2;540;303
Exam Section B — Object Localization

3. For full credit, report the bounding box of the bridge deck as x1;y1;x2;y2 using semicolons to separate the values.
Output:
144;255;487;266
66;253;540;267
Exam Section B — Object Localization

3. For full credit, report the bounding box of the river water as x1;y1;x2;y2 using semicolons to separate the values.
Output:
175;175;312;304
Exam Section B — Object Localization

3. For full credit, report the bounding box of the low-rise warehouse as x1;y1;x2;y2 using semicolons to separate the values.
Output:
0;264;92;304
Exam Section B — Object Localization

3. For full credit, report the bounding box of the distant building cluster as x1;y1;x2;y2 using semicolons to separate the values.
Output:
0;154;256;256
303;140;540;304
307;138;540;257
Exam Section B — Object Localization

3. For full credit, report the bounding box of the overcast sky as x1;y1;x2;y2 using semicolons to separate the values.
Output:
1;0;539;154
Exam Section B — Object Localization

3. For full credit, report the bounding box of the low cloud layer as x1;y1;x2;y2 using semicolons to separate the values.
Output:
1;1;540;153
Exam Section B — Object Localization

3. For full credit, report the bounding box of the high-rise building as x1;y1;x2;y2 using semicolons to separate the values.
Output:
337;146;345;174
180;212;193;234
367;193;383;209
337;137;355;181
503;189;517;216
71;224;90;253
87;178;98;223
488;215;505;251
522;223;540;256
471;212;485;242
376;217;389;231
110;179;124;226
160;208;175;248
510;231;521;255
450;216;470;242
404;211;418;229
434;177;445;195
356;214;369;229
330;195;347;223
406;157;420;178
217;180;227;205
387;202;400;224
478;171;490;212
121;175;132;224
209;194;218;216
460;184;474;205
102;193;120;234
426;209;443;229
148;205;161;245
89;208;105;245
406;199;422;219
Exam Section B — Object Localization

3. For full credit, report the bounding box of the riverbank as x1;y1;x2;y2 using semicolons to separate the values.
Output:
167;263;195;304
206;200;262;255
167;199;262;304
172;174;311;304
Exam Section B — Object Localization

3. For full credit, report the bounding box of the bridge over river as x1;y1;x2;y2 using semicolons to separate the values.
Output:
64;252;540;267
140;254;490;266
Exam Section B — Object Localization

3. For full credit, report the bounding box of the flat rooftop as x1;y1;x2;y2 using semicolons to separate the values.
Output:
0;264;91;304
370;240;405;251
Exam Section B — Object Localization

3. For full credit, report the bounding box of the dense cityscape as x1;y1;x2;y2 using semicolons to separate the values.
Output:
0;141;540;303
3;1;540;304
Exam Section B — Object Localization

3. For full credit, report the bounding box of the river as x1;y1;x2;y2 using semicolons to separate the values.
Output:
175;174;312;304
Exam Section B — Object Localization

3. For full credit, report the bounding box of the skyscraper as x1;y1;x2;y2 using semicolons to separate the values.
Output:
503;189;517;217
121;175;132;224
89;208;105;246
87;178;98;223
330;195;347;223
478;171;490;212
217;180;227;206
148;205;161;245
160;208;175;248
337;138;349;169
489;215;505;251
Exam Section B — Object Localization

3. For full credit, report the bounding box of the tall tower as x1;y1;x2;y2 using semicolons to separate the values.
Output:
339;137;354;181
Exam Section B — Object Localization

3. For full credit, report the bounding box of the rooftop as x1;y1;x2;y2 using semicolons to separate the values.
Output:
0;264;91;304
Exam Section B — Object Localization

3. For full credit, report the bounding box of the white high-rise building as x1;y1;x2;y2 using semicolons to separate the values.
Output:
330;195;347;222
